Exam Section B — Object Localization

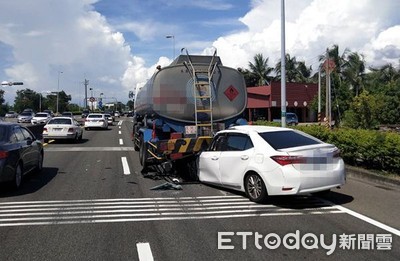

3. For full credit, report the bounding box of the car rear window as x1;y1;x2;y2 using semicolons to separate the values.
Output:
35;113;48;117
258;130;321;150
48;119;72;125
88;114;103;118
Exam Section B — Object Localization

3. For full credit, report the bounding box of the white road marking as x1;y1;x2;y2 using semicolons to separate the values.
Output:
119;126;121;129
118;131;121;135
137;242;154;261
0;196;342;227
334;204;400;237
118;120;123;126
119;139;123;145
121;157;130;175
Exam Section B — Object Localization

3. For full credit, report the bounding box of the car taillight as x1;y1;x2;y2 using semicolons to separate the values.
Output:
271;155;305;166
43;128;48;132
0;151;9;159
67;128;74;132
333;148;341;158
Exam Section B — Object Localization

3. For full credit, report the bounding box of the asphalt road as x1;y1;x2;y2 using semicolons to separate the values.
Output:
0;117;398;261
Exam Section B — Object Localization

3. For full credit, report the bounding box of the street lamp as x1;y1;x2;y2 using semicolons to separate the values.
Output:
56;71;63;114
166;35;175;60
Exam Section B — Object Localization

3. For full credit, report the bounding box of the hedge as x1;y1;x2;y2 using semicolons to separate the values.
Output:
254;121;400;175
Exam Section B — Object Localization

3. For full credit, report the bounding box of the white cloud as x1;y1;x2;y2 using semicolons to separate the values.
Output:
213;0;400;71
0;0;139;105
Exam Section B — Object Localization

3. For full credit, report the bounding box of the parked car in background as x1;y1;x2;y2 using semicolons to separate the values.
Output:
198;125;345;203
0;122;44;189
31;112;52;125
42;117;83;142
286;112;299;126
5;111;18;118
17;112;35;123
81;110;90;118
84;114;108;130
22;108;34;113
43;110;54;117
61;111;74;118
104;113;114;126
114;111;121;118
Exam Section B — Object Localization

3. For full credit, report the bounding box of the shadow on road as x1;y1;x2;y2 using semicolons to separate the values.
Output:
0;167;58;197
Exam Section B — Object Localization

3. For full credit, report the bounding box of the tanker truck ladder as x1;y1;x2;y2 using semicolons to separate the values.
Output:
183;48;218;137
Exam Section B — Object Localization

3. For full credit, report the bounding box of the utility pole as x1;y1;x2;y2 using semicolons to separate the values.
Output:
84;79;89;109
280;0;287;128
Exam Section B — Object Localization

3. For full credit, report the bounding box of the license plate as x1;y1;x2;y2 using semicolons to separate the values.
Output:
53;128;63;131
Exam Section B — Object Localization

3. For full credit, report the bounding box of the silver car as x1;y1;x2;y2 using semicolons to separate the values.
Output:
31;113;52;125
17;112;34;123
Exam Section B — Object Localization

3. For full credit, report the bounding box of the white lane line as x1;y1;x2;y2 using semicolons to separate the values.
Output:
319;199;400;237
118;120;123;126
118;130;121;135
0;211;343;227
121;157;130;175
119;139;123;145
137;243;154;261
119;126;121;129
335;204;400;237
121;157;131;175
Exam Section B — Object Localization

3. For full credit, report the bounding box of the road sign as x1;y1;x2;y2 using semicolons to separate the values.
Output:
98;101;103;108
89;97;95;102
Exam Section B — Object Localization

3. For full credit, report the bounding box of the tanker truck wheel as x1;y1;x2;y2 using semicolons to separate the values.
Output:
139;136;148;168
133;126;140;151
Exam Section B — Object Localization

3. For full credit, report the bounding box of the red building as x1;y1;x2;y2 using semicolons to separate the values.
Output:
246;82;318;122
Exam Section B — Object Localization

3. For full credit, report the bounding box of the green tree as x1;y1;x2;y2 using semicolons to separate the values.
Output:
342;52;366;96
275;54;312;82
126;100;134;110
237;67;258;87
342;92;381;129
248;54;274;86
14;89;40;112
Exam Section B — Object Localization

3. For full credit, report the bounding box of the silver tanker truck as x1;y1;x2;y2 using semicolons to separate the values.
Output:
133;50;247;178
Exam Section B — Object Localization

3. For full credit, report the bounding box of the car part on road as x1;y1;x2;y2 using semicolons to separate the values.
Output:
150;182;182;190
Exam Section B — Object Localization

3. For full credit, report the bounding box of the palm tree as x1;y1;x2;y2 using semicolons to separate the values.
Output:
342;52;366;96
248;54;274;86
274;54;312;82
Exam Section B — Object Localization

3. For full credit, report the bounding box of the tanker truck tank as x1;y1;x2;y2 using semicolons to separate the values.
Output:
134;54;247;124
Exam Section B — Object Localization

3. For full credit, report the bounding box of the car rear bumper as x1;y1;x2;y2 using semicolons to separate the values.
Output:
43;133;76;139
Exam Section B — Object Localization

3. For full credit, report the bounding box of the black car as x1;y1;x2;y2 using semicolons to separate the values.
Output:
81;110;90;118
0;123;44;189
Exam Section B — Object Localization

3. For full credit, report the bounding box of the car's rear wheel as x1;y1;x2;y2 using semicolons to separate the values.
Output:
13;163;23;189
35;152;44;174
139;136;148;168
244;173;268;203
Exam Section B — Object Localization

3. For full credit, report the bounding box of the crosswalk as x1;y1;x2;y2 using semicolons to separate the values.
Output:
0;195;344;227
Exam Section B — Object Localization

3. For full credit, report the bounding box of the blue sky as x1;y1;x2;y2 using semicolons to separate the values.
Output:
1;0;400;106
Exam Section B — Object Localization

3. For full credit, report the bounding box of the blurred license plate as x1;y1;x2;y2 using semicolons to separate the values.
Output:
54;128;63;131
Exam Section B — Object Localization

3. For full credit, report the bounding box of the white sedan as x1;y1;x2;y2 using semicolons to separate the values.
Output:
84;114;108;130
198;125;345;203
31;112;52;125
43;117;83;142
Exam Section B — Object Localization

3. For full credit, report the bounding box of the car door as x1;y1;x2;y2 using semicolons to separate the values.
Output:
198;134;227;185
219;133;254;190
13;127;35;172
